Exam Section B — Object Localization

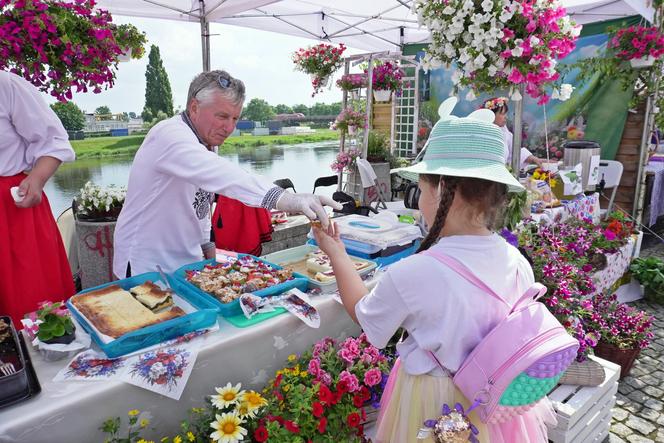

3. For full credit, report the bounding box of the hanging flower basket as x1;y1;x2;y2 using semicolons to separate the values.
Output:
293;43;346;96
630;55;656;69
117;47;132;63
373;89;392;102
413;0;581;104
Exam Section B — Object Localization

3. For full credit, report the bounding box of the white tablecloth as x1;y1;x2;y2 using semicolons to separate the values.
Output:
0;296;360;442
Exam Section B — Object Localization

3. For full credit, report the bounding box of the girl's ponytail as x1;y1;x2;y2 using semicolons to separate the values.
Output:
416;176;458;253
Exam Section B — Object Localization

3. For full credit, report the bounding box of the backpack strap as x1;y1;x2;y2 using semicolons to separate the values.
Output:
510;283;547;312
423;250;511;309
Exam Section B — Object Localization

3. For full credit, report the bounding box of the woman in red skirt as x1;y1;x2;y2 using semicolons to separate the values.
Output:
0;71;76;325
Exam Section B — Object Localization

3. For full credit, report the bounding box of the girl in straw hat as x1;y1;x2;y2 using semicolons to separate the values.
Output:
313;98;556;442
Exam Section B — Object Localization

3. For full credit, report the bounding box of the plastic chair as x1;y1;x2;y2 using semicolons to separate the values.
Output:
598;160;623;219
273;178;296;193
312;175;338;194
356;158;388;210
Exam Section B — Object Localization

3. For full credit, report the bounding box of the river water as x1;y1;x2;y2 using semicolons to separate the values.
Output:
44;141;340;218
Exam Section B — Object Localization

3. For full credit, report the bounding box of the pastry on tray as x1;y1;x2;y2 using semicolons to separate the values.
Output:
71;285;185;338
129;281;174;312
305;250;370;276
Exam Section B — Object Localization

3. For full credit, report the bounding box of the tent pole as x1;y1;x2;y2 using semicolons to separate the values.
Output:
511;85;525;176
338;59;350;192
199;0;210;71
364;55;374;159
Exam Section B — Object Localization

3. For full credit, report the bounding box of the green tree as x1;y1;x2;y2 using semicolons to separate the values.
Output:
95;105;111;116
292;104;309;115
120;112;130;122
50;101;85;131
241;98;275;122
142;45;174;121
129;112;137;119
273;104;293;114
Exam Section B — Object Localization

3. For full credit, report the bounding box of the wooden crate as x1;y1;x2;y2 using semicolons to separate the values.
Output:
548;356;621;443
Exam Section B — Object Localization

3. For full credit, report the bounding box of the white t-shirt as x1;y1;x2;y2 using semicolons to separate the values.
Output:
355;234;534;375
0;71;75;176
502;125;533;170
113;115;276;276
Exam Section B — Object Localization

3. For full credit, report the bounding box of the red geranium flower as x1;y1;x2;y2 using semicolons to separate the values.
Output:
353;394;365;408
336;379;349;394
254;426;269;442
312;401;324;418
285;420;300;434
274;373;283;388
347;412;361;428
318;416;328;434
318;384;333;404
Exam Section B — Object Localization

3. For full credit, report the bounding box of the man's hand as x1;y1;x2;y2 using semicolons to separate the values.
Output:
15;174;44;208
275;192;342;229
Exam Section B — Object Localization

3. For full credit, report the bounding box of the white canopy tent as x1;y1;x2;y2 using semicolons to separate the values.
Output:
97;0;655;70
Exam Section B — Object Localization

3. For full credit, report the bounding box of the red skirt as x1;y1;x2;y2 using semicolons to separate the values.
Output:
0;174;75;326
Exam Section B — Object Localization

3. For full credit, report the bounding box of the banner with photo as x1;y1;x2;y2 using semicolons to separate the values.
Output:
404;22;635;161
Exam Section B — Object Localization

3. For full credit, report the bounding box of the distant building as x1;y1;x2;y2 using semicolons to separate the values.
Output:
83;113;131;133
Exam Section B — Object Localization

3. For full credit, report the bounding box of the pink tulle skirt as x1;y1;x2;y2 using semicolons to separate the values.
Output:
374;359;557;443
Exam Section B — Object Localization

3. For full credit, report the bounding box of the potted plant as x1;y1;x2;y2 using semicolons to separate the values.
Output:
337;73;367;100
113;23;148;62
331;149;361;174
74;182;126;289
370;61;404;102
580;293;654;378
0;0;147;102
292;43;346;96
413;0;580;104
630;257;664;303
330;108;367;136
35;302;76;345
608;25;664;69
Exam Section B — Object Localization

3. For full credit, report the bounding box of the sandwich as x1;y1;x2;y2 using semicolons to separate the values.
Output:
129;281;174;312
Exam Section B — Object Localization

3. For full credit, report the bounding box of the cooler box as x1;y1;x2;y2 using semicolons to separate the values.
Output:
308;214;422;266
563;140;601;192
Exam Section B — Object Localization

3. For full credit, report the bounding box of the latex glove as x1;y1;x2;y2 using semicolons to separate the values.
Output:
275;192;342;229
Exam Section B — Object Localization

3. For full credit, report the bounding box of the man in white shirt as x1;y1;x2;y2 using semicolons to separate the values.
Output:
113;70;340;277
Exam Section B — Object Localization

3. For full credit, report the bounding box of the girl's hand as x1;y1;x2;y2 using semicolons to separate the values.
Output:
312;221;346;260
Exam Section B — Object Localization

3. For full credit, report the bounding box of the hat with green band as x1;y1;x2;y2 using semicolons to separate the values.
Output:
395;97;524;193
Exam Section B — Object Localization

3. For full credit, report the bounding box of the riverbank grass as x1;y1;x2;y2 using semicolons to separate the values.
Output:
71;129;339;158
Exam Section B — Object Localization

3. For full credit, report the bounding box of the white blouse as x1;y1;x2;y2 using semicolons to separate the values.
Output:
113;115;277;276
0;71;75;176
502;125;533;170
355;234;534;375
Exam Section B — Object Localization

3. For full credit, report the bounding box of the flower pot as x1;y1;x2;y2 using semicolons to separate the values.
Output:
373;89;392;102
42;326;76;345
630;55;656;69
118;47;132;62
75;219;116;289
311;74;330;87
593;340;640;379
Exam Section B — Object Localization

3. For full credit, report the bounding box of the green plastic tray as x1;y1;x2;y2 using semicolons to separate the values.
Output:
224;307;287;328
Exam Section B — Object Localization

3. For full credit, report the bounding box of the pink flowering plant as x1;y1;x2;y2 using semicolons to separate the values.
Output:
336;73;367;91
253;335;390;442
331;149;361;173
292;43;347;96
370;61;404;92
413;0;581;103
330;108;367;133
579;293;654;350
609;26;664;62
0;0;147;102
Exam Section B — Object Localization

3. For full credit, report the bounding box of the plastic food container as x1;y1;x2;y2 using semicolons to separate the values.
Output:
262;245;378;293
172;255;309;317
67;272;219;358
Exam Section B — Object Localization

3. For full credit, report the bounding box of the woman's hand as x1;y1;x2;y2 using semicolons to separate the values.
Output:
15;173;44;208
312;221;347;261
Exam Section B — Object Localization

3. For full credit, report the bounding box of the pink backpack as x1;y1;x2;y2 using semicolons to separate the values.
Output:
424;250;579;424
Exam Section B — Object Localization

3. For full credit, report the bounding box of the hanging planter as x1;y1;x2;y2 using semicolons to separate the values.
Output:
630;55;656;69
373;89;392;102
311;74;330;88
348;125;358;135
117;47;132;63
293;43;346;96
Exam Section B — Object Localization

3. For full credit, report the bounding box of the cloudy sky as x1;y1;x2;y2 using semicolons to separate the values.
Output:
46;16;362;115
